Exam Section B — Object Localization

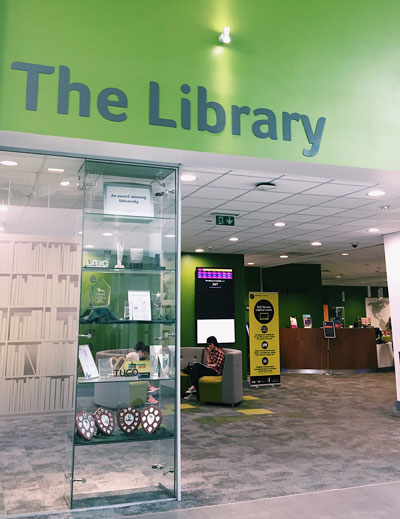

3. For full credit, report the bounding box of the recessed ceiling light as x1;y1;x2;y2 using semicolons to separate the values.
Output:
311;241;322;246
368;190;386;197
48;168;65;172
60;181;70;186
195;248;204;253
0;160;18;166
102;232;113;237
181;174;197;182
342;253;349;256
336;275;342;278
84;244;94;249
368;227;380;233
229;237;239;241
247;262;255;265
78;231;83;235
165;234;175;238
280;255;289;259
274;222;286;228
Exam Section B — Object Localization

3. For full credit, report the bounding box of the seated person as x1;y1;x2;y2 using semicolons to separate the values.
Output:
126;341;159;404
184;336;225;401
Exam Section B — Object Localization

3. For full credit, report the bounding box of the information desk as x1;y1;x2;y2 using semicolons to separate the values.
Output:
280;328;377;371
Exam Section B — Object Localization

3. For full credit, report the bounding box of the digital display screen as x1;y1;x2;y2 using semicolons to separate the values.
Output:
197;268;233;280
197;319;236;344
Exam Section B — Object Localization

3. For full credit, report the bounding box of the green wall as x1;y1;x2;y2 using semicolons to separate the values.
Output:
181;253;247;378
260;264;324;328
1;0;400;170
322;285;389;327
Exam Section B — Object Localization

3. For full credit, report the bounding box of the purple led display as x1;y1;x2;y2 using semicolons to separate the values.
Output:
197;268;233;280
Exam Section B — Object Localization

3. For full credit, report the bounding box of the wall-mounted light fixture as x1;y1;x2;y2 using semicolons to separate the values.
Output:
367;286;372;297
341;290;346;302
219;27;231;44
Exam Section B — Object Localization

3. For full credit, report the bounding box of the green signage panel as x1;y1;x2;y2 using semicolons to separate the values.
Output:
216;215;235;226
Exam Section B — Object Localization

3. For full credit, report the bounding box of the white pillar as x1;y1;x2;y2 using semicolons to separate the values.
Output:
383;233;400;409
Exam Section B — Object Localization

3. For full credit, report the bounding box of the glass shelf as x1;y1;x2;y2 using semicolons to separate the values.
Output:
79;319;175;325
83;210;175;223
77;375;174;384
74;426;174;446
82;267;174;274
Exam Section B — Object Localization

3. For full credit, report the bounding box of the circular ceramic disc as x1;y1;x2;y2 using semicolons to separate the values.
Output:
75;410;96;440
141;405;162;434
117;406;141;434
94;407;115;436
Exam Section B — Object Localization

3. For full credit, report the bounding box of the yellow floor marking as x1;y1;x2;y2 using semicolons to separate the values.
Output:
242;395;260;401
181;403;196;409
237;408;274;415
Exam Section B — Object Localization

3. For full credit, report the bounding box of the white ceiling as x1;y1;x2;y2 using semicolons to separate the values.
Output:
0;148;397;287
180;165;400;286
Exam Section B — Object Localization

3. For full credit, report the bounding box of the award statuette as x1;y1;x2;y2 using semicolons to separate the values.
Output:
141;405;162;434
115;240;125;269
117;406;141;434
76;411;96;440
94;407;115;436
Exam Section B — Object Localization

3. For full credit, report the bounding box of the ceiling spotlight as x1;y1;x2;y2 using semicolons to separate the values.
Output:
280;255;289;259
368;227;380;233
311;241;322;246
229;237;239;241
165;234;175;238
342;253;349;256
274;222;286;228
0;160;18;166
102;232;113;237
247;262;255;265
195;248;205;253
336;275;342;278
60;181;70;186
368;190;386;197
78;231;83;235
218;27;231;44
380;204;391;210
48;167;65;172
84;244;95;249
181;174;197;182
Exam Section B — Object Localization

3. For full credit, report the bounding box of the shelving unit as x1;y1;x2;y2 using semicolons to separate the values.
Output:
0;235;81;414
68;159;180;509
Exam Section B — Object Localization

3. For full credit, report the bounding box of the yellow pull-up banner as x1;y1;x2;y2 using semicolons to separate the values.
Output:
249;292;280;386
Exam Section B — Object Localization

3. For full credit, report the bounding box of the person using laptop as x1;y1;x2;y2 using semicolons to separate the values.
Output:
184;336;225;401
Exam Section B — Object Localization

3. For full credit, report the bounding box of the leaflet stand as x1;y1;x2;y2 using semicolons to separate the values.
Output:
323;322;336;376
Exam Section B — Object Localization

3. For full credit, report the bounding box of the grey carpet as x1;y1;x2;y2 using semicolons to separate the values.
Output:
1;372;400;518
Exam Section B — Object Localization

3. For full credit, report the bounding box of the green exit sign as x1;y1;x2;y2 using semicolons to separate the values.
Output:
215;214;235;226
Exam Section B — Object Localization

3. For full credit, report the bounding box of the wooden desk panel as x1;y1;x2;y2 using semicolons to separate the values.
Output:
279;328;377;370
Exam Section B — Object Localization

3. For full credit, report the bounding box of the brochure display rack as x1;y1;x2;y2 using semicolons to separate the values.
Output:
67;160;180;509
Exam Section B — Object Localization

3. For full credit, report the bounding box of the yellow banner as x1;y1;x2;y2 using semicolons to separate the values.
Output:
249;292;280;385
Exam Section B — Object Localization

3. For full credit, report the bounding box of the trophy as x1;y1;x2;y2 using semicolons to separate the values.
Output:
130;248;143;269
115;240;125;269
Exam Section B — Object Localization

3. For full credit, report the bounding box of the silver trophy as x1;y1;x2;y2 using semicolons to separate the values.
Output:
115;240;125;269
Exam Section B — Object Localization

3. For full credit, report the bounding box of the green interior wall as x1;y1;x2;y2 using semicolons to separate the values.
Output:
260;264;324;328
1;0;400;170
322;285;389;327
181;253;247;378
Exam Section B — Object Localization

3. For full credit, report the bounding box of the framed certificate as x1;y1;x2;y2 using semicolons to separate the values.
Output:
128;290;152;321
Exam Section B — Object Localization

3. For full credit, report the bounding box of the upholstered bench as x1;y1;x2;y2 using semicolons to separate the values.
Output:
180;347;243;405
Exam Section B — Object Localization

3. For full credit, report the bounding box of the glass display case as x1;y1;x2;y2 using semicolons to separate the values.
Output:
67;160;180;509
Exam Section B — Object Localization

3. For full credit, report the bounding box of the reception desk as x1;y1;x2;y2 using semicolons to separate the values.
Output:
280;328;378;371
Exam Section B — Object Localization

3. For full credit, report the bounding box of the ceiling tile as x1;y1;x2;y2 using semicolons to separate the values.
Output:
229;169;282;178
207;174;279;190
337;208;380;218
302;183;366;196
182;197;227;209
292;223;333;231
259;203;309;213
190;186;247;199
297;207;343;216
321;198;375;209
216;201;268;212
232;191;290;204
279;214;321;223
181;185;199;197
273;180;322;193
281;194;335;205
